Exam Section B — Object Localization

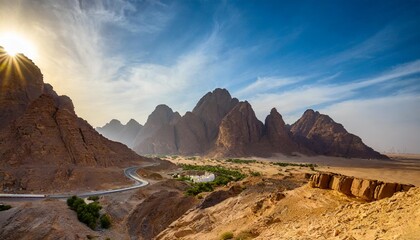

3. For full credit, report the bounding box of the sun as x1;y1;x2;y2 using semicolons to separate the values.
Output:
0;32;37;59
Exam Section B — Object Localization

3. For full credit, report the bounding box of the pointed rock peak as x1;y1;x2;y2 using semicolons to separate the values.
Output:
193;88;238;113
126;118;140;126
155;104;173;112
269;108;284;118
270;107;279;114
145;104;179;126
266;107;285;123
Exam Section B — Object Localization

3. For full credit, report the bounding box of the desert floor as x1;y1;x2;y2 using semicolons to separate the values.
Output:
164;153;420;186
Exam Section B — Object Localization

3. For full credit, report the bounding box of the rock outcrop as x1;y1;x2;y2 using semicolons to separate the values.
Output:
309;172;414;201
133;88;239;155
0;47;149;192
263;108;301;155
0;47;44;130
213;101;264;156
132;105;180;150
291;109;388;159
96;118;142;147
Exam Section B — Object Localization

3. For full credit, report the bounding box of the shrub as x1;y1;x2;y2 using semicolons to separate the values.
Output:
272;162;318;168
0;204;12;211
226;159;256;164
67;196;106;230
87;196;100;201
220;231;234;240
100;214;112;229
250;171;261;177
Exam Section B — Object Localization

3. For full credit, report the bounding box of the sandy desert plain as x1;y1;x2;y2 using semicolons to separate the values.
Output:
1;153;419;240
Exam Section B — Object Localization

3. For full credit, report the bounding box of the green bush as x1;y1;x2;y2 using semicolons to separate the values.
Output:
0;204;12;211
250;171;261;177
87;196;100;201
272;162;318;168
100;214;112;229
226;159;256;164
67;196;106;230
220;231;234;240
186;182;214;196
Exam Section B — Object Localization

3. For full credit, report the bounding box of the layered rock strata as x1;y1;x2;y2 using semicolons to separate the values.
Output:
309;172;414;201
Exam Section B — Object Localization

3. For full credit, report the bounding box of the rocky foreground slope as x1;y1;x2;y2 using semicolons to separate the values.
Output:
157;175;419;240
0;47;150;192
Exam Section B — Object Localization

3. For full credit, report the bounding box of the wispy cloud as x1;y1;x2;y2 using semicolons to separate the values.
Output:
248;59;420;122
324;25;399;65
234;76;306;97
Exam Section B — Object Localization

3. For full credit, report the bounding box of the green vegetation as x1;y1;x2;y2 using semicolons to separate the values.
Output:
87;196;99;201
179;164;246;196
171;155;179;159
0;204;12;211
67;196;111;230
186;182;214;196
174;175;192;182
250;171;262;177
272;162;318;168
225;158;257;164
220;231;234;240
100;214;112;229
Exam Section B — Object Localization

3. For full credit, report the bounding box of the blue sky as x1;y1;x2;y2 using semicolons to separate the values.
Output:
1;0;420;153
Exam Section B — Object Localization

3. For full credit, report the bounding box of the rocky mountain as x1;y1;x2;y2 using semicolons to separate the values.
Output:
213;101;264;156
290;109;388;159
0;47;149;192
0;46;44;130
128;88;386;159
96;119;142;148
133;88;239;155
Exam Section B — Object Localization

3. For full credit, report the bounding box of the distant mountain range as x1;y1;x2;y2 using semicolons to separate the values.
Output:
98;88;387;159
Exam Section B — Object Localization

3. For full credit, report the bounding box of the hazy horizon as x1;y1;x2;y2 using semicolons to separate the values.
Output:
1;0;419;154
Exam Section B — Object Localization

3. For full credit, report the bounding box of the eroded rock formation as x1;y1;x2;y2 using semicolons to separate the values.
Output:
309;172;414;201
291;109;388;159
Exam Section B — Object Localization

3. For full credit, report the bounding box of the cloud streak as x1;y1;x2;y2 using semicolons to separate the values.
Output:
247;59;420;122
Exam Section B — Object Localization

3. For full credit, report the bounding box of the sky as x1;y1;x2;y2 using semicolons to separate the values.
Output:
0;0;419;154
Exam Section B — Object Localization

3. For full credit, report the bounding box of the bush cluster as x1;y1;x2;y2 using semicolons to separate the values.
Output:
67;196;111;230
225;158;257;164
179;164;246;196
272;162;318;168
0;204;12;211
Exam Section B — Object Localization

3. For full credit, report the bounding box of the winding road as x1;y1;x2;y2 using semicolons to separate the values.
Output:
0;162;157;200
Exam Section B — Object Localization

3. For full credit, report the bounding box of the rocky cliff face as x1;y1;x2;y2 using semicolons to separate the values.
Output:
133;88;239;155
0;48;148;192
0;47;44;130
132;104;180;150
96;119;143;148
130;89;385;159
213;101;264;156
263;108;301;155
309;172;414;201
291;109;387;159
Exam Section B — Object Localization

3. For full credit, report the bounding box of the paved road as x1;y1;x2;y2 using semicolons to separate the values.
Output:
0;162;157;200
